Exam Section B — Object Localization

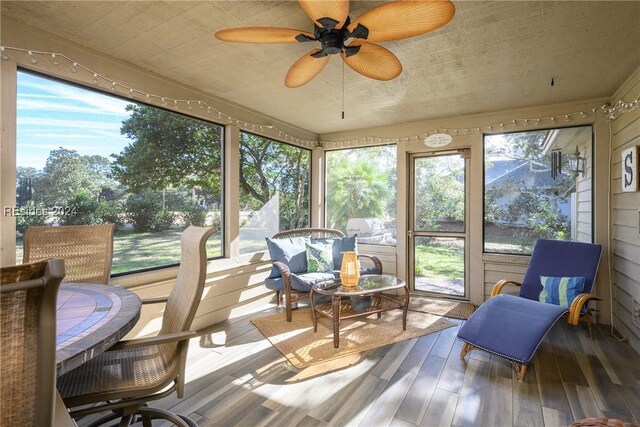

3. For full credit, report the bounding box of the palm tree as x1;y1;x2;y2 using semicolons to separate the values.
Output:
326;157;392;231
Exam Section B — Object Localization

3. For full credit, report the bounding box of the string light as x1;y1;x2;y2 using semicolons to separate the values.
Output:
605;98;640;120
319;109;616;147
1;45;637;149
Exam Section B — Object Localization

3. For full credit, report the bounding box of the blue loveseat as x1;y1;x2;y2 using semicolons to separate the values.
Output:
264;228;382;321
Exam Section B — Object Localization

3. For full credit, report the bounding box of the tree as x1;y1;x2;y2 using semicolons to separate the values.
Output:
325;150;394;232
486;131;547;161
239;133;310;229
16;166;39;206
414;156;464;231
35;148;112;205
112;105;223;206
113;105;311;229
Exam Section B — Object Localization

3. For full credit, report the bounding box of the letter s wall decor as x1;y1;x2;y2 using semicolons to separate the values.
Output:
622;145;639;192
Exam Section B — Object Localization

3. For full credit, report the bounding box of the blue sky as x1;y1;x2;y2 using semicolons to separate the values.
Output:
17;71;132;169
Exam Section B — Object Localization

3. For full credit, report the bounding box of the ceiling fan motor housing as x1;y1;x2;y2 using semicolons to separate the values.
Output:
320;32;344;55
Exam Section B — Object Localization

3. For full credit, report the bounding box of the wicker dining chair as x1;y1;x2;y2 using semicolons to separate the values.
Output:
1;259;66;427
23;224;114;285
57;226;215;427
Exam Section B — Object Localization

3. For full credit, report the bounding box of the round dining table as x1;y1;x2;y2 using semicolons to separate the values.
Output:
55;283;142;376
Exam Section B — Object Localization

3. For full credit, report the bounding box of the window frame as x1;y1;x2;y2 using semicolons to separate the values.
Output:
15;68;226;277
482;124;595;255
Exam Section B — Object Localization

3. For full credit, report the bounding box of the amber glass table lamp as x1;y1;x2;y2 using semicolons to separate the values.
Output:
340;251;360;287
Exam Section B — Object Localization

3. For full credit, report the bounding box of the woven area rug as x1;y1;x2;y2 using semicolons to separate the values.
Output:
407;295;476;320
252;307;455;369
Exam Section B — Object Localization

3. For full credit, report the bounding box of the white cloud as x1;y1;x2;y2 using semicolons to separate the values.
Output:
17;117;122;131
17;99;129;117
19;133;130;147
18;93;62;99
18;77;131;115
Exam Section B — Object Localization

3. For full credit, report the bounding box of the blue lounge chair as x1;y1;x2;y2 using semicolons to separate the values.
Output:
457;239;602;381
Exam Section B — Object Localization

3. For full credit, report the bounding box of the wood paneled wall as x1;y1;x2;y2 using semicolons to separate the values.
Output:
124;260;273;338
576;142;593;243
359;243;397;275
610;67;640;354
482;254;529;299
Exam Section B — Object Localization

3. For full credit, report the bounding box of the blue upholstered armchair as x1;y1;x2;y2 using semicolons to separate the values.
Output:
457;239;602;381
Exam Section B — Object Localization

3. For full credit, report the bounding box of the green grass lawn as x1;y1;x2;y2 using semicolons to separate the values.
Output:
15;228;224;274
112;228;223;273
414;239;464;279
16;226;270;276
484;224;540;254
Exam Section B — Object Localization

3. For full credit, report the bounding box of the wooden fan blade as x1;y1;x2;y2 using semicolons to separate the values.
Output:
341;42;402;81
285;49;331;88
298;0;349;29
349;1;455;42
215;27;313;43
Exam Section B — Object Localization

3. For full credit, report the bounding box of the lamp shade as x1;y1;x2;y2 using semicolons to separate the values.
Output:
340;251;360;287
567;146;585;179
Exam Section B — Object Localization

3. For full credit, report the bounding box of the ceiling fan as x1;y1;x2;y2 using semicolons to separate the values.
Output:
215;0;455;88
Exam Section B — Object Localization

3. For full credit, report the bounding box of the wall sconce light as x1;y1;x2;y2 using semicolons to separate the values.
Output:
567;146;585;179
340;251;360;287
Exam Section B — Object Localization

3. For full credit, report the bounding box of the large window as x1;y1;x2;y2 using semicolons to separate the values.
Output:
484;126;593;254
15;71;224;274
325;145;397;245
238;132;311;253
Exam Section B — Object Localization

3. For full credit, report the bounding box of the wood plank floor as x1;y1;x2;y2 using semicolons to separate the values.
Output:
77;305;640;427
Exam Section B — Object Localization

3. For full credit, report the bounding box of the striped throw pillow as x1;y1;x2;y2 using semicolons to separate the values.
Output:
539;276;585;308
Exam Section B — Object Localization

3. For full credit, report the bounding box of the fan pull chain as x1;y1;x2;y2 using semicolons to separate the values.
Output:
342;60;345;120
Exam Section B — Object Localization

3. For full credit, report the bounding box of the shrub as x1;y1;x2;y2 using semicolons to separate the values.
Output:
181;204;208;227
59;193;101;226
126;193;174;232
163;189;192;211
96;200;126;230
15;202;48;234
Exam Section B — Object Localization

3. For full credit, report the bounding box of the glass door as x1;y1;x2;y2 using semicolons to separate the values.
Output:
409;151;469;299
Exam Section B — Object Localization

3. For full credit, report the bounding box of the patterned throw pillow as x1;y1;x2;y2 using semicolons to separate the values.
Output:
539;276;585;308
306;241;334;273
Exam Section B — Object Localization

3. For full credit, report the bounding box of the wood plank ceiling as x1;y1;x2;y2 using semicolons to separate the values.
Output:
2;1;639;134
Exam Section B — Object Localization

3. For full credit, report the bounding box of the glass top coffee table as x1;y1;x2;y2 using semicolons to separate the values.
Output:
309;274;409;348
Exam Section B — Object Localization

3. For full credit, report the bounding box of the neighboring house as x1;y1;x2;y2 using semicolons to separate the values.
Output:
485;159;574;224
